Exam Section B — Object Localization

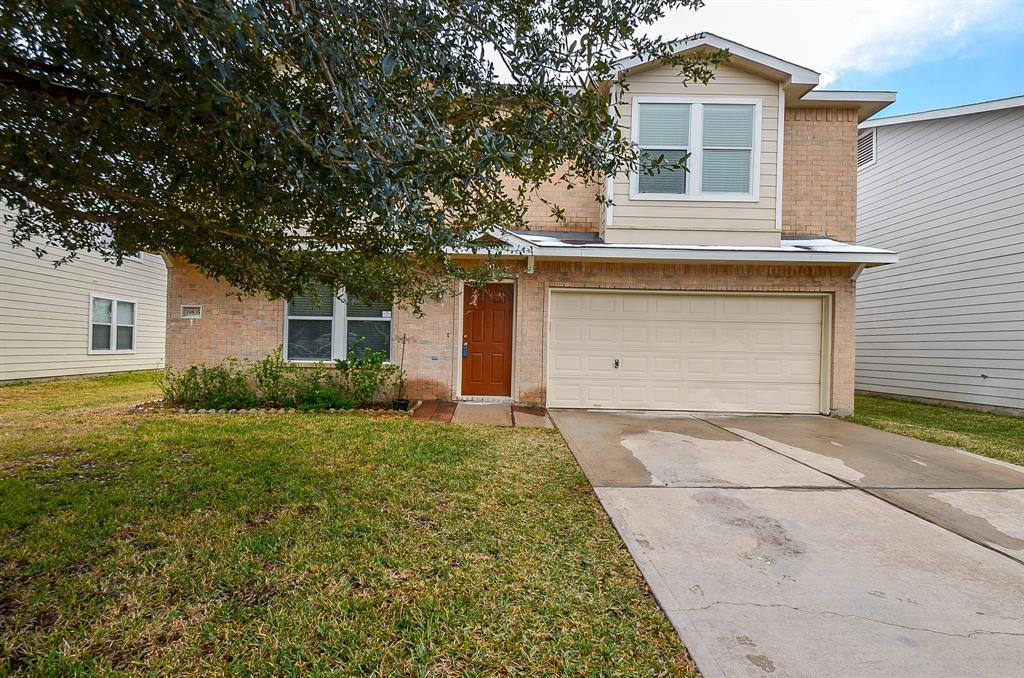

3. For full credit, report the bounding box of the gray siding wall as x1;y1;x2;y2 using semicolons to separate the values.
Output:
856;107;1024;412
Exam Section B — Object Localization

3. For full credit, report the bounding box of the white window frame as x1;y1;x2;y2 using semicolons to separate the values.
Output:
630;96;762;202
88;293;137;354
857;128;876;170
283;290;393;363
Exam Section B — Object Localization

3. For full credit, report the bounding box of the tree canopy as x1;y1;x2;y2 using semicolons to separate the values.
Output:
1;0;723;304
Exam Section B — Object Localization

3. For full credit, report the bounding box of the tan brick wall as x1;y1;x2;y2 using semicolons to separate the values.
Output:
391;291;459;401
166;258;282;369
502;174;602;233
510;261;856;414
166;259;856;413
782;107;859;242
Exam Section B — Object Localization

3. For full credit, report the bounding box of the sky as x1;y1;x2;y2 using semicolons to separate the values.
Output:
646;0;1024;118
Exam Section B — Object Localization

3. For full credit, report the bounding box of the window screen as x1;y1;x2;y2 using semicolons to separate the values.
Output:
637;103;690;195
701;104;754;194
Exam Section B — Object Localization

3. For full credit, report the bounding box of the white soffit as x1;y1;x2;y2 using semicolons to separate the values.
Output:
795;90;897;122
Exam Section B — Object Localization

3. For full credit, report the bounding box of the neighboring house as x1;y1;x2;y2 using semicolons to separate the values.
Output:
856;96;1024;415
0;220;168;383
165;34;898;415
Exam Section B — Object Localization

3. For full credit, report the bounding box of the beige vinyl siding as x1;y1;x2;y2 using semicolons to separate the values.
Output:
856;106;1024;413
0;219;167;382
608;62;779;245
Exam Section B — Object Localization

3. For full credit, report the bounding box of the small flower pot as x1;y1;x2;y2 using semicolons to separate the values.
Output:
392;399;410;411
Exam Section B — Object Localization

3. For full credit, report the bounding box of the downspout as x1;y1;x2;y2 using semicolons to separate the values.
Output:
603;81;619;234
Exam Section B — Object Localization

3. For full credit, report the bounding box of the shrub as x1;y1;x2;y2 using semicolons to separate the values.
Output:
249;348;291;407
160;345;402;411
160;359;255;410
335;342;401;407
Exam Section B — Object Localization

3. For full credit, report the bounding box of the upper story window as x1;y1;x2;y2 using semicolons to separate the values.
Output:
284;286;392;362
631;97;760;202
90;294;135;353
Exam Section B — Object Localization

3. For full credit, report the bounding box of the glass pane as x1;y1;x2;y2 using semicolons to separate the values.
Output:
703;104;754;147
116;301;134;325
92;297;112;324
91;324;111;351
346;294;391;319
637;148;687;194
702;149;752;193
638;103;689;147
287;285;335;317
116;326;134;350
347;320;391;360
287;319;333;360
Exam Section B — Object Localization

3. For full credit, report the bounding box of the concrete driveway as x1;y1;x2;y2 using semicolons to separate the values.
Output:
551;410;1024;678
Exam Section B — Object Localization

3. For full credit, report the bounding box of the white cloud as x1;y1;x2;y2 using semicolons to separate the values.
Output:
647;0;1023;86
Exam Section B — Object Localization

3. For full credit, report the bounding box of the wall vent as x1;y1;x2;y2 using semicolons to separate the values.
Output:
180;305;203;319
857;129;876;169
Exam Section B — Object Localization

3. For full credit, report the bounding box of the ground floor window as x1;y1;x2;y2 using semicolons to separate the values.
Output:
90;295;135;353
285;287;392;362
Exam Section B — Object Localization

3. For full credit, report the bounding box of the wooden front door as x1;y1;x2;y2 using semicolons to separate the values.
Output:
461;283;514;396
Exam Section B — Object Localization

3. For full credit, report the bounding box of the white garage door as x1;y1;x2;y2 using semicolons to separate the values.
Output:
547;291;825;413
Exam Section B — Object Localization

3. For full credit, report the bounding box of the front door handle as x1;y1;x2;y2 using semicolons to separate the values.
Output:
463;342;469;358
613;358;620;369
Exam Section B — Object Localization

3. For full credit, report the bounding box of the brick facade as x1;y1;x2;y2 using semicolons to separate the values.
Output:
503;173;602;233
166;258;282;368
167;259;855;414
782;107;859;242
387;262;856;415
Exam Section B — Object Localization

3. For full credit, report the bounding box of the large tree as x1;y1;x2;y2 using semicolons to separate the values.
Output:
0;0;722;304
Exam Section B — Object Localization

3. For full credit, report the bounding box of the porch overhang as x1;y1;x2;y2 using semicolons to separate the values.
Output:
452;230;899;267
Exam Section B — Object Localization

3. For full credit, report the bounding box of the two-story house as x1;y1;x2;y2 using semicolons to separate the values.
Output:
164;34;897;415
856;96;1024;415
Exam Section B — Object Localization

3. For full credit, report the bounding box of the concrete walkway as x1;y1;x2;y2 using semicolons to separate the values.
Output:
551;410;1024;678
447;402;553;428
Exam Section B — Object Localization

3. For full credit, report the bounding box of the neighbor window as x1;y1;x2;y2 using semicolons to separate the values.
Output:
285;286;392;361
90;295;135;352
633;98;759;199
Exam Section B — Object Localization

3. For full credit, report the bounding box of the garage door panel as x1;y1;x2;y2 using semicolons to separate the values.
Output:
553;378;822;412
547;292;825;413
550;351;821;384
552;319;821;354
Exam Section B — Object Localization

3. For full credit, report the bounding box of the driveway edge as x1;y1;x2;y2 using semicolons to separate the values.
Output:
594;490;728;678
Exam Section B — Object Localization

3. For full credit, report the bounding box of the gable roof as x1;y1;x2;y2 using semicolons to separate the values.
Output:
613;33;894;122
614;33;820;88
860;94;1024;129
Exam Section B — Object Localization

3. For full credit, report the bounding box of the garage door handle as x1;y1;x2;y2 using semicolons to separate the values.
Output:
613;359;619;369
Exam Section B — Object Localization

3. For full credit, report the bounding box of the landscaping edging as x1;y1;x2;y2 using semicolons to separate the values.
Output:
129;400;408;415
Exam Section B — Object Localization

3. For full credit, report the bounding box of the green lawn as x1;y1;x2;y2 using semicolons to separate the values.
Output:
846;394;1024;467
0;372;693;676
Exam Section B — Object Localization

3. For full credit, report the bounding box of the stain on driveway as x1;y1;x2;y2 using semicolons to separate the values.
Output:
552;410;1024;678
